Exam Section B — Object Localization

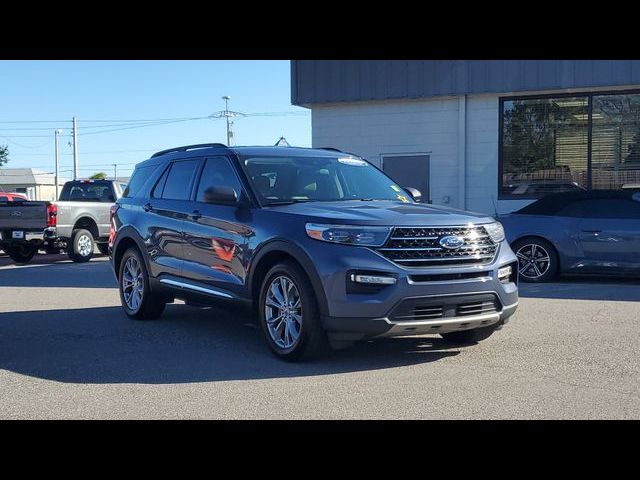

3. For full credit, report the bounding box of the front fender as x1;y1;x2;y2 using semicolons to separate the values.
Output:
248;239;330;316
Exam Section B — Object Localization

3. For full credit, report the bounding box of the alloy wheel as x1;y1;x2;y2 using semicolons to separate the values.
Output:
264;275;303;349
122;256;144;311
77;234;93;257
516;243;551;280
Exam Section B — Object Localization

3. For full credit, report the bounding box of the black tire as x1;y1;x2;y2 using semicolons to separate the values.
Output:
96;243;109;256
441;323;500;344
118;247;166;320
6;244;37;264
68;228;94;263
511;237;558;283
258;260;328;361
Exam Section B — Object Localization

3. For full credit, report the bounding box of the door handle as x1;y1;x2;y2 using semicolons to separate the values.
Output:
143;203;153;212
191;210;202;220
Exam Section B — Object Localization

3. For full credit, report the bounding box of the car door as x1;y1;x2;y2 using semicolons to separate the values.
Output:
181;155;255;297
144;158;201;279
564;198;640;271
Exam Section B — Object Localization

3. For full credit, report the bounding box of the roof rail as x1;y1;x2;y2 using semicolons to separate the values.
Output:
318;147;343;153
151;143;228;158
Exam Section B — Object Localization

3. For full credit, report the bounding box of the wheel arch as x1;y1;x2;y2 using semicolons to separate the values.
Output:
112;226;152;281
510;235;562;272
248;240;329;316
73;216;99;240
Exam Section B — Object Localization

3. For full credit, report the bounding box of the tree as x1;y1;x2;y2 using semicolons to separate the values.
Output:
0;145;8;167
89;172;107;180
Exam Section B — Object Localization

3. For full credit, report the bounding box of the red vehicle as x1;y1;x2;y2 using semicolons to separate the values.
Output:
0;192;28;202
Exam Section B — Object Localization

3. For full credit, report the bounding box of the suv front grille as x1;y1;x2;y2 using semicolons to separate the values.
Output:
376;226;497;267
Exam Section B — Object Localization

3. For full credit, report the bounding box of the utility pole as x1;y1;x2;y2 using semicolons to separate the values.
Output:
211;97;244;146
72;116;78;180
222;96;232;145
112;163;117;182
54;129;62;199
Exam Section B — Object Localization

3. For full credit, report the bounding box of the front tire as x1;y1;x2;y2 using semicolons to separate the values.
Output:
118;247;166;320
441;324;499;344
7;244;37;264
68;228;94;263
258;261;328;361
512;237;558;283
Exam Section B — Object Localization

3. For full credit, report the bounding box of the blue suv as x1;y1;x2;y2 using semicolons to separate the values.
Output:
110;144;518;360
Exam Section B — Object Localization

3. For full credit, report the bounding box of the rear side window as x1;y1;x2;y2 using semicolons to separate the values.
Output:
123;165;155;198
159;160;200;201
196;156;243;202
557;199;640;219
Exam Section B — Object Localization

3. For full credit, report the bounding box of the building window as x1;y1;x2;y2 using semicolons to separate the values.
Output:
500;91;640;198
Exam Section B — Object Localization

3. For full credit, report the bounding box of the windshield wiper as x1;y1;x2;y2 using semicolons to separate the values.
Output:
265;199;312;205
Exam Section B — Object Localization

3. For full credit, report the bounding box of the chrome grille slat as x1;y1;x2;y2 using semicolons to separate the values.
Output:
376;225;498;267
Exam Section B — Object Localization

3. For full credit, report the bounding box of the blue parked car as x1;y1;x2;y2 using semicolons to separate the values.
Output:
500;190;640;282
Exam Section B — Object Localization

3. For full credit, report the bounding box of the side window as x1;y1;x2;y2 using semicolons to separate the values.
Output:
151;166;170;199
558;199;640;219
195;156;243;203
160;160;200;201
123;165;154;198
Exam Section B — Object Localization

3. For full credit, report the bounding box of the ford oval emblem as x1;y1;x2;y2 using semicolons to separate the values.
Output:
439;235;465;249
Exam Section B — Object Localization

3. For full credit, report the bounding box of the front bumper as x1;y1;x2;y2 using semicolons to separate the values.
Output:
304;238;519;340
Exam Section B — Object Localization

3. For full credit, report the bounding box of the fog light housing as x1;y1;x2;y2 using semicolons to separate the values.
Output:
498;265;512;284
350;274;397;285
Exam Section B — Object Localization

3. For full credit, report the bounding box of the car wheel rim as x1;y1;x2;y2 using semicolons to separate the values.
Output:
77;235;92;256
264;275;303;349
516;244;551;279
122;257;144;311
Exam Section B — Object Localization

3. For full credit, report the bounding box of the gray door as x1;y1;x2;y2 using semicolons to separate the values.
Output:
382;155;430;202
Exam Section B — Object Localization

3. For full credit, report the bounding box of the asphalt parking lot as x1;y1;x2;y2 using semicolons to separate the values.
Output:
0;253;639;419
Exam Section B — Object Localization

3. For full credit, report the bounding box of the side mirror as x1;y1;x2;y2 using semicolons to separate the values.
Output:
203;186;238;206
404;187;422;203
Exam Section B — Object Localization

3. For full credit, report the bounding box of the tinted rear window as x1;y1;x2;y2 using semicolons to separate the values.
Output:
59;181;114;202
160;160;199;200
123;165;155;198
557;198;640;219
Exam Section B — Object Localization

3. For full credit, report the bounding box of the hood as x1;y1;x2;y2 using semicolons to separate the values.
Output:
264;200;496;226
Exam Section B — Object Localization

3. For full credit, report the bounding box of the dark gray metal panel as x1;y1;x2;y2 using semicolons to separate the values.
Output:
291;60;640;105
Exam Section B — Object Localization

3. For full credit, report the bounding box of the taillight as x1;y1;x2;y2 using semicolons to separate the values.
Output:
109;204;119;246
46;203;57;227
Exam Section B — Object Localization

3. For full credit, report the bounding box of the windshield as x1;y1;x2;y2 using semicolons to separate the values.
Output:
242;155;412;204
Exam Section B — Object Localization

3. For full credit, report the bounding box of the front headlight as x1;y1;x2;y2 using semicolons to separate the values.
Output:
305;223;391;247
484;222;505;243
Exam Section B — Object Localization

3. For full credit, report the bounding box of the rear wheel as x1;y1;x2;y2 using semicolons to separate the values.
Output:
118;247;166;320
441;324;500;344
68;228;94;263
512;237;558;283
7;244;37;264
258;261;328;361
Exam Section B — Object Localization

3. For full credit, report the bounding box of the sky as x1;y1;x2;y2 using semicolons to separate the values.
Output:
0;60;311;179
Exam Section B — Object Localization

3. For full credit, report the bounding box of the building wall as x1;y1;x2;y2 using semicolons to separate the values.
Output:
0;184;61;201
311;94;532;215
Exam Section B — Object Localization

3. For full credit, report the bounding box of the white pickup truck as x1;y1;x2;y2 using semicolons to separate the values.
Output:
0;179;125;263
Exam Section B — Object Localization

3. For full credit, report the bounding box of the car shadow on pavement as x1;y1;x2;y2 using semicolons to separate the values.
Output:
518;275;640;302
0;256;115;289
0;304;461;384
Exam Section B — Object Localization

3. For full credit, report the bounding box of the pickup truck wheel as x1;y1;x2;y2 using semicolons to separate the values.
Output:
258;261;328;361
97;243;109;256
7;244;37;264
440;324;499;344
118;247;166;320
69;228;94;263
